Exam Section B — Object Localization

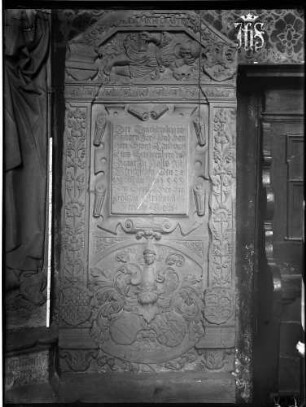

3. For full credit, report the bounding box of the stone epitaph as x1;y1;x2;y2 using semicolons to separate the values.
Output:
58;10;241;403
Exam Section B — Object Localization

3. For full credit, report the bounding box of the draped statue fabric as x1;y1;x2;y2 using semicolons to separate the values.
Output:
4;10;50;292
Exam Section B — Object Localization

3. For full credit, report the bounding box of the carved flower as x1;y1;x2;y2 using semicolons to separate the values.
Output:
65;202;84;218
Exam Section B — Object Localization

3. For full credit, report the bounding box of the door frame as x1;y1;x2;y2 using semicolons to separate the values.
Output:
236;64;304;405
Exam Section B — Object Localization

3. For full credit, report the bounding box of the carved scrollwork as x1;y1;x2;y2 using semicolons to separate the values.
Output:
150;104;169;120
127;106;150;121
89;242;204;363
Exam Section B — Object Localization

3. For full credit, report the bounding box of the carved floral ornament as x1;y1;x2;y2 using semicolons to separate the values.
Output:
65;11;237;83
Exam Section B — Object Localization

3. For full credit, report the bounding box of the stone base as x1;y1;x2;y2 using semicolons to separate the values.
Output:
56;371;235;403
5;370;235;403
5;327;58;404
5;381;58;404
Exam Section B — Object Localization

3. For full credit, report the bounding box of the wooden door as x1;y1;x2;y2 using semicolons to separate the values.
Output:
262;82;304;397
238;68;304;404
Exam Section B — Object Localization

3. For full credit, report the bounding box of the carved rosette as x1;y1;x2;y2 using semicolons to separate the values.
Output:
60;104;91;326
209;108;236;287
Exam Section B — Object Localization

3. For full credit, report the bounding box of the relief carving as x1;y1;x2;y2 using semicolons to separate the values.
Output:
150;104;169;120
93;112;108;146
62;105;88;286
173;240;205;260
89;240;205;363
193;117;207;147
127;105;150;121
5;271;47;327
203;287;234;324
92;236;125;255
200;348;234;372
193;178;207;217
94;149;107;175
61;9;239;386
93;179;106;218
96;31;200;83
66;85;202;101
60;349;97;372
60;285;92;326
164;349;198;370
209;108;236;287
65;11;237;85
201;29;237;81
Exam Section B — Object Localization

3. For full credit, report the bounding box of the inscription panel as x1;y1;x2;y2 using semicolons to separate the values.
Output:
111;119;188;215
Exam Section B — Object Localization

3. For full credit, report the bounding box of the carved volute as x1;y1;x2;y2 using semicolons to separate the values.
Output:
59;10;240;403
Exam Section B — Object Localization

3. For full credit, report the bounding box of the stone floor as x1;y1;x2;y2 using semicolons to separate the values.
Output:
5;371;235;404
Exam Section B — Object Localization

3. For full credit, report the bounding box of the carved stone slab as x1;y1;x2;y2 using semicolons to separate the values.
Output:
59;9;239;398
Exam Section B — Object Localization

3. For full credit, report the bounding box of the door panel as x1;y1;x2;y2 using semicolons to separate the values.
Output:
262;84;304;396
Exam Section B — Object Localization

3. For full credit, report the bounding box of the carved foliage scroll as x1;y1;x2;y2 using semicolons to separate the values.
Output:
209;108;236;288
60;104;92;326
